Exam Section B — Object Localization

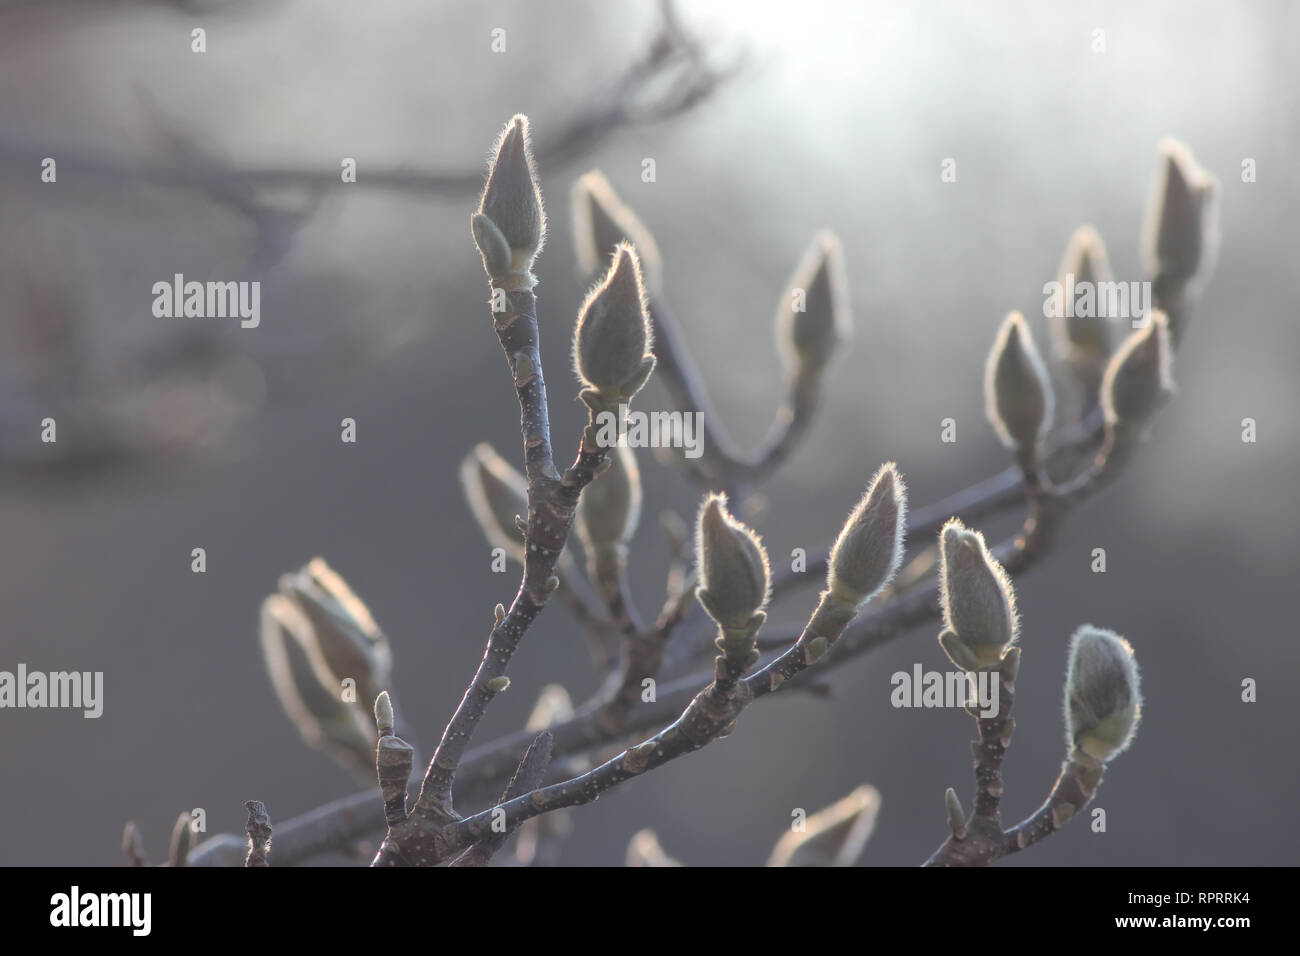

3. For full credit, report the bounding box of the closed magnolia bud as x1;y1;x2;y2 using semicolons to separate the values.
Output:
938;519;1018;668
1141;138;1218;292
1053;225;1116;366
279;558;391;691
477;115;546;270
695;493;771;628
461;443;529;561
1100;311;1174;429
1065;626;1142;762
576;443;642;549
573;243;655;401
572;170;663;295
985;312;1053;457
767;784;881;868
827;462;907;605
259;595;375;778
374;690;394;735
775;232;850;378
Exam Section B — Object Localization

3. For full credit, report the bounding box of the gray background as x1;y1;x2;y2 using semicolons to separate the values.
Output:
0;0;1296;865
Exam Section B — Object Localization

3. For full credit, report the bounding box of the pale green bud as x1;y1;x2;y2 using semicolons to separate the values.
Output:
694;493;771;628
938;519;1018;668
985;311;1053;456
573;242;655;401
374;690;394;735
775;232;850;378
571;169;663;295
576;443;642;549
1052;225;1116;367
1100;311;1174;429
827;462;907;605
1065;626;1142;762
476;114;546;273
460;443;529;562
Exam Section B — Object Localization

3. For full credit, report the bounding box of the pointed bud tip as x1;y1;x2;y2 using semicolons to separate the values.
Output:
573;242;654;400
478;114;546;263
1100;311;1175;429
776;231;851;376
828;462;907;605
939;519;1018;666
985;311;1053;455
695;493;772;627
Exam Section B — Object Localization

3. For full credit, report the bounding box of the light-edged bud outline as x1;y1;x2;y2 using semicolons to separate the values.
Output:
827;461;907;606
1064;625;1142;762
938;518;1019;669
572;241;656;402
571;169;663;294
774;231;851;378
694;492;772;628
575;441;643;550
1100;310;1175;429
984;311;1054;457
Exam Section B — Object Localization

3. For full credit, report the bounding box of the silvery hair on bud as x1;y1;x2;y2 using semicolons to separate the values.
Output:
984;311;1053;453
939;518;1018;653
572;170;662;293
1141;138;1219;289
478;114;546;256
573;242;654;396
775;231;851;374
1100;311;1174;428
1065;626;1142;761
827;462;907;604
694;492;772;626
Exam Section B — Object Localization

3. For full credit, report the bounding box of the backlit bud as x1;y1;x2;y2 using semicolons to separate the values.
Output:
1052;225;1116;367
938;519;1017;669
476;114;546;279
461;443;529;561
572;170;663;294
576;443;642;549
573;243;655;401
1100;311;1174;429
695;493;771;628
1065;626;1142;762
985;312;1053;458
827;462;906;605
775;232;850;378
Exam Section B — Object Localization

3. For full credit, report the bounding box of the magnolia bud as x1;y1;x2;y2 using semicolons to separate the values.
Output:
827;462;907;605
573;243;655;401
1141;138;1218;295
259;595;375;779
374;690;394;736
461;443;529;561
695;493;771;628
1052;225;1116;367
985;312;1053;458
938;519;1018;669
775;232;850;379
1065;626;1142;762
572;169;663;295
169;812;192;867
1100;311;1174;429
279;558;391;691
475;114;546;279
576;443;642;549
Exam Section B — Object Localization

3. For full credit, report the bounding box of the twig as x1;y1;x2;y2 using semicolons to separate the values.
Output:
244;801;272;868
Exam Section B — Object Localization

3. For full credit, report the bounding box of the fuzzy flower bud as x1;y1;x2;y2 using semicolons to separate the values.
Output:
1141;138;1218;296
775;232;850;379
474;114;546;282
279;558;391;693
576;443;642;549
827;462;907;605
695;493;771;628
1051;225;1116;367
985;312;1053;459
1100;311;1174;429
938;519;1018;670
373;690;394;736
572;170;663;295
573;242;655;402
1065;626;1142;762
460;443;529;562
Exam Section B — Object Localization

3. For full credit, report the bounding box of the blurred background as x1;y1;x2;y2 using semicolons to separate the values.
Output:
0;0;1296;866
